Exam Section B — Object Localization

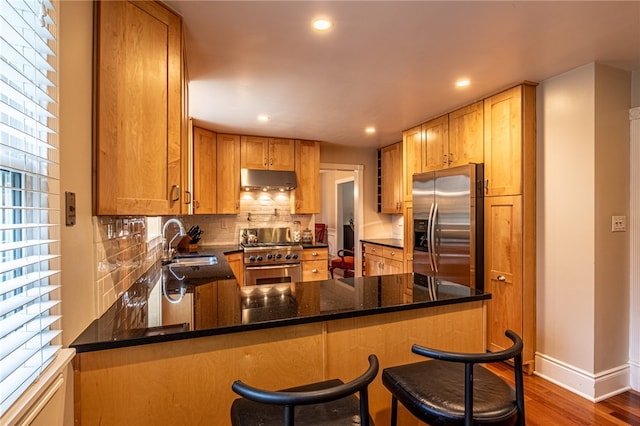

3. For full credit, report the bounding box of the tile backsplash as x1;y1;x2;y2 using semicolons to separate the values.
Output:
93;216;161;316
172;192;313;246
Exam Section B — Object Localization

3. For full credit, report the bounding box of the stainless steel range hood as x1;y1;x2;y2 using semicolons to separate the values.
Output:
240;168;297;191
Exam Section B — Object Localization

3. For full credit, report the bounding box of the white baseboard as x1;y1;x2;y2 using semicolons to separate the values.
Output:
535;352;630;402
630;358;640;391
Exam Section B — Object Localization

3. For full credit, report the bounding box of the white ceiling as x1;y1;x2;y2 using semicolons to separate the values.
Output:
166;1;640;148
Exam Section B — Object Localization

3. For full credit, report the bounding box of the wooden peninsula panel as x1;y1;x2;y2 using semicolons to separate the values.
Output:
325;301;485;425
74;323;325;426
74;301;485;426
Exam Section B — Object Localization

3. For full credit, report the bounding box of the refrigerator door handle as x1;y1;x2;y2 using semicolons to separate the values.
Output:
431;203;439;273
427;203;436;271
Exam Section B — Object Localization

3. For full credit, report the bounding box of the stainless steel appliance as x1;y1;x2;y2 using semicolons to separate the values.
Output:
412;164;484;288
240;227;303;285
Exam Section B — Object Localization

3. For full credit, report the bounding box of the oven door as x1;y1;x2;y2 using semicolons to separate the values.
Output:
244;263;302;286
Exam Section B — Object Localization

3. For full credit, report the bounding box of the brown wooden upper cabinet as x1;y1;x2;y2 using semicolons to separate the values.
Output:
192;128;241;215
217;134;241;214
291;140;320;214
422;114;450;172
93;1;184;215
402;103;482;202
381;142;403;213
241;136;295;171
192;126;217;214
483;85;535;196
448;101;484;168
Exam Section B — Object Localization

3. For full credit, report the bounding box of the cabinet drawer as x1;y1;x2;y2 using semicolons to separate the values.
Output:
302;248;328;261
302;260;329;281
382;247;403;261
363;244;382;256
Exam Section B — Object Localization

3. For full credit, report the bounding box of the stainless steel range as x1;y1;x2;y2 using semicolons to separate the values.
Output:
240;227;303;285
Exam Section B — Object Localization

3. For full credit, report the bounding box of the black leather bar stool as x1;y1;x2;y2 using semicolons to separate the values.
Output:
231;354;379;426
382;330;525;426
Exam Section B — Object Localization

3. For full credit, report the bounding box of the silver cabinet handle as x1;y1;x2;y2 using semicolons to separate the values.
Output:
497;275;506;282
390;251;395;256
312;251;318;256
312;269;318;273
184;190;191;205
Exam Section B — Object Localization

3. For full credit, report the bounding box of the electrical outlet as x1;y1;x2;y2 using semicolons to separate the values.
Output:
611;215;626;232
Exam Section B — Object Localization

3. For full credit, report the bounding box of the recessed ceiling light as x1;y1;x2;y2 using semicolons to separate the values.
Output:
365;127;376;134
312;18;332;31
257;114;270;122
456;79;471;88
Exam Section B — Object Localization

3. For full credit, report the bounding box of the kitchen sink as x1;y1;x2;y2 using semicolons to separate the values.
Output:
168;255;218;266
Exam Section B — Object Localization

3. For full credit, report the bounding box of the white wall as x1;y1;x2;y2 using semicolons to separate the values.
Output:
320;144;393;238
59;0;96;346
536;62;631;400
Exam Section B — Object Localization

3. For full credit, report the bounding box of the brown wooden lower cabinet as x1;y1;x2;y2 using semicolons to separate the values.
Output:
74;301;485;426
485;195;535;373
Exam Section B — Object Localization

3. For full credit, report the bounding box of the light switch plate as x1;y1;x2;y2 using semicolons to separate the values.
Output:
611;215;626;232
65;192;76;226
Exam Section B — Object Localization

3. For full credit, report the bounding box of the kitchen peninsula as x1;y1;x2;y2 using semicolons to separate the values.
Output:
71;253;489;425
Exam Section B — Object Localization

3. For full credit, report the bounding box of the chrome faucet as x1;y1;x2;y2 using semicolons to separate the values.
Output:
162;218;186;260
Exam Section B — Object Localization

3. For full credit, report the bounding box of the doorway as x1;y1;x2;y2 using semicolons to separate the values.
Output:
319;163;364;277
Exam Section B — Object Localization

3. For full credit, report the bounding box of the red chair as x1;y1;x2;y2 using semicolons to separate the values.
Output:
330;249;355;278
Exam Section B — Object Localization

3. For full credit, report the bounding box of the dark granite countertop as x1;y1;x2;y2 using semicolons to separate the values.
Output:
301;242;328;249
360;238;404;249
70;254;488;353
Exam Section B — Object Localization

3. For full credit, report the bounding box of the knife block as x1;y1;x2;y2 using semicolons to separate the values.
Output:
177;236;198;252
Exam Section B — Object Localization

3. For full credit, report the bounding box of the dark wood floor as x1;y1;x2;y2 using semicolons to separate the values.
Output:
487;363;640;425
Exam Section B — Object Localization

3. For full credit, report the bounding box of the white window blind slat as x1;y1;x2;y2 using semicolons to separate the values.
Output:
0;286;59;318
0;300;60;343
0;270;56;298
0;0;60;416
0;254;58;275
0;238;56;254
0;326;61;376
0;345;59;414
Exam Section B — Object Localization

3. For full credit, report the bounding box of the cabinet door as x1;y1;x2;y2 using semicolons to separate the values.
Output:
485;195;523;353
225;252;244;287
241;136;269;170
484;86;522;196
292;140;320;214
423;115;449;172
402;126;422;201
94;1;183;215
194;281;218;329
382;258;404;275
364;253;384;276
193;126;217;214
449;101;484;168
380;142;402;213
268;138;295;171
217;134;241;214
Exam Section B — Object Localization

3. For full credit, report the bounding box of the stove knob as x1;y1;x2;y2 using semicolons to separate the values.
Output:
285;254;291;260
266;254;273;260
256;256;263;262
249;256;256;262
276;253;282;259
292;254;299;260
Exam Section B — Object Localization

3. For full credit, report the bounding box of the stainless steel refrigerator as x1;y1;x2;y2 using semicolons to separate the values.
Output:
412;164;484;289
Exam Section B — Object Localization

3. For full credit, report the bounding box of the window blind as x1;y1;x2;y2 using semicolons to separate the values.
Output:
0;0;61;416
